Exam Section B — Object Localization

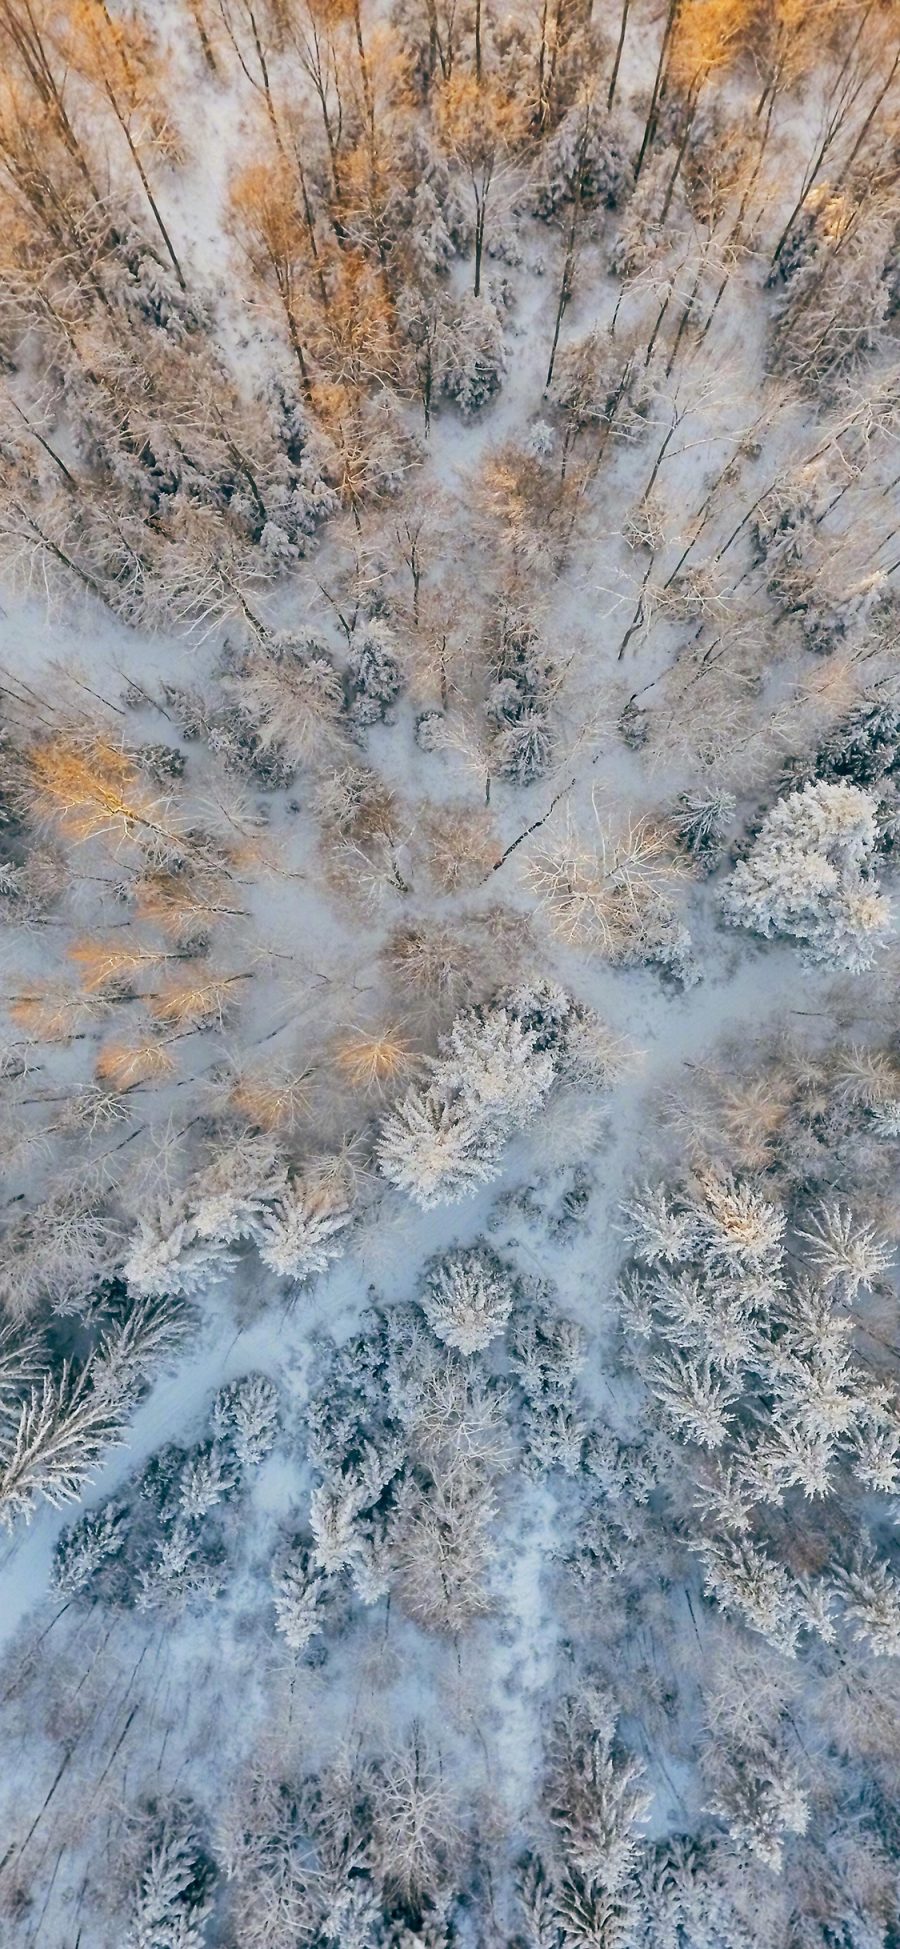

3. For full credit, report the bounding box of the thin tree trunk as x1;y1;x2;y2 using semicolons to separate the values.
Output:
546;118;588;387
770;5;873;264
608;0;631;110
665;263;703;376
474;195;486;295
640;415;677;504
187;0;218;70
831;41;900;193
659;89;698;223
643;280;675;368
6;398;77;486
109;94;187;289
636;0;681;178
617;555;656;660
537;0;549;121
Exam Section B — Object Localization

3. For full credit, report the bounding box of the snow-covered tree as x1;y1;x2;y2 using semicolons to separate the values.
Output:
0;1319;44;1413
833;1548;900;1658
544;1691;650;1896
371;1733;462;1907
179;1440;237;1520
51;1500;127;1598
136;1514;224;1615
692;1170;785;1276
706;1741;809;1872
673;787;735;871
722;782;893;971
226;637;345;769
123;1201;234;1301
0;1362;126;1530
309;1474;373;1579
394;1469;498;1632
533;97;631;220
695;1537;804;1656
126;1807;215;1949
620;1183;697;1266
211;1373;281;1469
796;1202;893;1301
441;294;508;417
188;1139;287;1245
271;1541;332;1652
257;1172;353;1284
419;1241;515;1353
376;1083;503;1207
650;1349;737;1449
436;1002;555;1126
345;619;404;729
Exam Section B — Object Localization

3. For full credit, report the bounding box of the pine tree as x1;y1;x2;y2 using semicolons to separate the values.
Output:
257;1173;352;1283
123;1201;234;1301
376;1083;503;1208
0;1362;126;1529
833;1548;900;1657
419;1241;516;1353
271;1542;332;1651
722;781;893;972
126;1808;215;1949
211;1374;281;1469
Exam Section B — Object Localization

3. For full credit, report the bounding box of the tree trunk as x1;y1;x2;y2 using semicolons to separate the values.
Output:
608;0;631;110
658;89;698;223
545;121;588;386
110;93;187;290
474;198;485;296
636;0;681;178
